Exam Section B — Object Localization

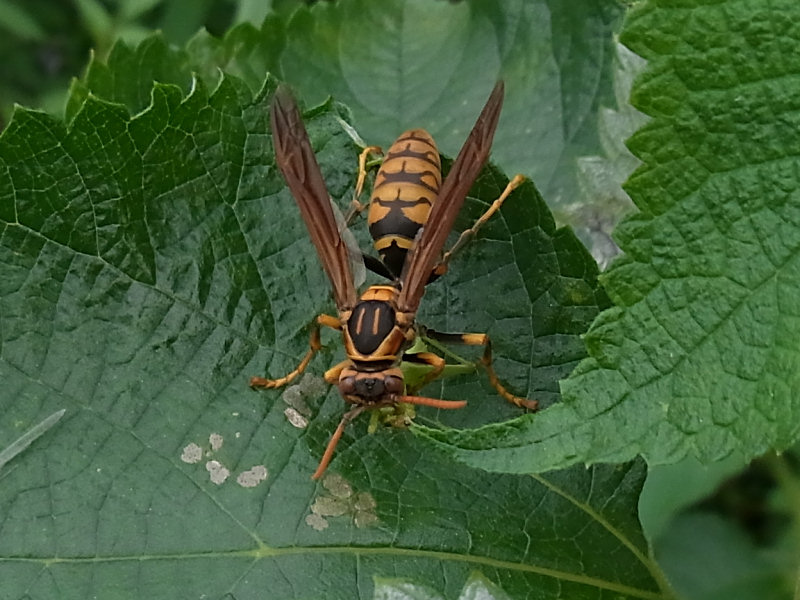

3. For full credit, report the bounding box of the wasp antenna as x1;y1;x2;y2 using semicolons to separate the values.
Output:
401;396;468;410
311;406;367;480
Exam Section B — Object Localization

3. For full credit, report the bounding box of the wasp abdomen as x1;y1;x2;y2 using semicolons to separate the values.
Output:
368;129;442;277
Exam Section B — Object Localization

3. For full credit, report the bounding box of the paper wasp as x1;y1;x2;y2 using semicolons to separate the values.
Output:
252;81;537;479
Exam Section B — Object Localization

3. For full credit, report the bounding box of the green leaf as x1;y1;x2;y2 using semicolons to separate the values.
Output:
65;34;194;121
86;0;625;213
638;453;746;541
277;0;625;207
67;27;612;419
234;0;275;26
0;38;666;594
75;0;113;43
0;0;46;40
417;0;800;474
568;41;648;269
64;22;285;122
655;513;791;600
119;0;163;21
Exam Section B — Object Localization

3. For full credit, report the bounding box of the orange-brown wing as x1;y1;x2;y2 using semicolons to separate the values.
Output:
270;86;357;311
397;81;504;313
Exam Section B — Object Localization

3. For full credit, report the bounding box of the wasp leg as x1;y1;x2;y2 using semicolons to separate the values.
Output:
250;314;343;390
312;405;367;480
423;329;538;410
322;359;351;385
345;145;383;223
402;351;446;393
432;174;526;278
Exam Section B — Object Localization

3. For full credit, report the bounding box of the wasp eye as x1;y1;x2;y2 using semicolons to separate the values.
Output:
338;375;357;397
384;374;404;396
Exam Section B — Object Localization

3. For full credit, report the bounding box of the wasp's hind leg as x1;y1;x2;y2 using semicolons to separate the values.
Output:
345;145;383;223
250;314;342;390
432;174;526;278
423;328;538;411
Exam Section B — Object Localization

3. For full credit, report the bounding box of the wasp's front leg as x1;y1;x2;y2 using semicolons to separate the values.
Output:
250;314;343;390
345;145;383;223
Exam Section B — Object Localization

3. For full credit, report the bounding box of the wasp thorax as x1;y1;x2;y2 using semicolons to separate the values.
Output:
338;368;404;403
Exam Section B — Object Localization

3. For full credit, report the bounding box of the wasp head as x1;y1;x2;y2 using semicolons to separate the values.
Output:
337;366;404;405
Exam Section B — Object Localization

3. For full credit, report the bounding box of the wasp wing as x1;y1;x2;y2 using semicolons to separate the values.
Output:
330;198;367;289
397;81;504;313
270;86;358;311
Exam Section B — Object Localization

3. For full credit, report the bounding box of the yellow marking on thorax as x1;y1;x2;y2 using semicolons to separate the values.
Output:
359;285;398;303
371;312;380;335
355;307;366;336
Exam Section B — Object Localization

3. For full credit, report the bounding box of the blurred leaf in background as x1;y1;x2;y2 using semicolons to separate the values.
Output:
0;0;90;121
0;0;248;124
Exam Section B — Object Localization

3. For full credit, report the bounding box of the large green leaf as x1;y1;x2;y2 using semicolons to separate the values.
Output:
64;0;632;301
418;0;800;473
65;22;614;429
73;0;625;212
276;0;624;208
0;46;666;596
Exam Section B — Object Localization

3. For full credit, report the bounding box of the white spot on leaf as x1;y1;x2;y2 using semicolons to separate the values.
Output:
354;511;379;529
236;465;268;488
311;496;350;517
322;473;353;499
305;513;329;531
205;460;230;485
209;433;223;451
181;443;203;464
306;473;379;531
284;407;308;429
354;491;377;512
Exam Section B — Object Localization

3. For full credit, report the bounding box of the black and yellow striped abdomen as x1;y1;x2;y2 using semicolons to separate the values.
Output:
368;129;441;277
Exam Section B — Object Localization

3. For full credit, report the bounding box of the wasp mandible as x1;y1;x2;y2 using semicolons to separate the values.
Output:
252;82;536;479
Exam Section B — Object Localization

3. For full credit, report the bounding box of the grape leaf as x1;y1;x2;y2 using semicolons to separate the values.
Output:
0;35;669;595
75;0;626;214
276;0;625;208
417;0;800;474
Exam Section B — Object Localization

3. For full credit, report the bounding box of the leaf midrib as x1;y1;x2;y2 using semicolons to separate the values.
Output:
1;544;664;599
